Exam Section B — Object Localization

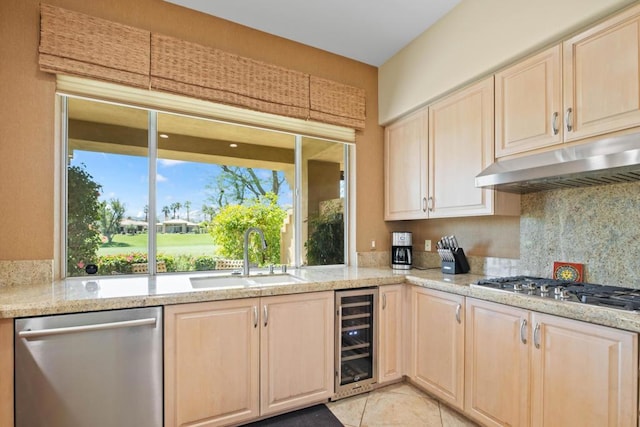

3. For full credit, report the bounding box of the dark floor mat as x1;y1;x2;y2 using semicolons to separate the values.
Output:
241;404;344;427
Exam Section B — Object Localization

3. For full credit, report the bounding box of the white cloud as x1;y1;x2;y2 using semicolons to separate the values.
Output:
158;159;185;167
156;173;168;182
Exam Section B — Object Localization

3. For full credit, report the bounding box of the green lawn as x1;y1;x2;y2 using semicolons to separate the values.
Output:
98;233;217;256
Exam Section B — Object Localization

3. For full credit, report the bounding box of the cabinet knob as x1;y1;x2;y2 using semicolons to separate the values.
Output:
534;322;541;348
551;112;559;136
455;304;461;323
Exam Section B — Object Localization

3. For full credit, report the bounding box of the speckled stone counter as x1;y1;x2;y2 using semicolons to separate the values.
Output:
1;266;639;333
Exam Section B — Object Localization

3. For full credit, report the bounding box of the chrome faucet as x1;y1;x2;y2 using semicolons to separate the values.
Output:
243;227;267;276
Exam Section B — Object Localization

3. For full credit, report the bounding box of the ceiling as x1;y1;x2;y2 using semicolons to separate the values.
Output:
164;0;462;66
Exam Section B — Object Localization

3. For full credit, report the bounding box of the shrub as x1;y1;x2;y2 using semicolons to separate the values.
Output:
194;255;217;271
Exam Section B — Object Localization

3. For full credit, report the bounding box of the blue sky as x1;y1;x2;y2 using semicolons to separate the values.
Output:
71;151;292;223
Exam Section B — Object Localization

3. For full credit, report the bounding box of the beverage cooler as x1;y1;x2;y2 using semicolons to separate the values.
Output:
334;288;377;400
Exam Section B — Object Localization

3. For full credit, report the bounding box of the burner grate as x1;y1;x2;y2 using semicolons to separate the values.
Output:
474;276;640;311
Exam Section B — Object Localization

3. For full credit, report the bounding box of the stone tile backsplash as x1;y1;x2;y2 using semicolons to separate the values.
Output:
0;260;53;288
519;181;640;287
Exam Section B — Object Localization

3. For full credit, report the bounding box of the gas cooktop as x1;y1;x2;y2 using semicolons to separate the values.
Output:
473;276;640;312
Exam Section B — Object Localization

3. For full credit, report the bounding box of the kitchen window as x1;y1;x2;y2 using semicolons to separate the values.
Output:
62;95;351;277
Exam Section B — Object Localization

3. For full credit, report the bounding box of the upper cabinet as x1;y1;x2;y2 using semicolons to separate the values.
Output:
496;3;640;158
563;4;640;142
495;45;562;157
429;77;518;218
384;109;429;220
384;78;520;220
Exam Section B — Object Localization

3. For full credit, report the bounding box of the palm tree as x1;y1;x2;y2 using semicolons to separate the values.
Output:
162;205;170;220
184;201;191;221
175;202;182;219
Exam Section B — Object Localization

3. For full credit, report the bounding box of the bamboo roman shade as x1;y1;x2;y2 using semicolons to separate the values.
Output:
150;34;311;121
39;4;150;88
38;4;366;130
310;77;366;129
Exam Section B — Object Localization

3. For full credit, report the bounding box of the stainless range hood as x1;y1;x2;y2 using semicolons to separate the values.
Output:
475;133;640;193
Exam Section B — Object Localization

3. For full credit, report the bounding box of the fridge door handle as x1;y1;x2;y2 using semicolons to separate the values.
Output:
17;317;157;339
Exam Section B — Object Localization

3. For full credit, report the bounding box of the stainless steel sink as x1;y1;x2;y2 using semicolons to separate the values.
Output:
190;273;306;289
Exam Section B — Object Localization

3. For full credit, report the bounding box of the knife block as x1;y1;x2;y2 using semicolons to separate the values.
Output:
439;248;470;274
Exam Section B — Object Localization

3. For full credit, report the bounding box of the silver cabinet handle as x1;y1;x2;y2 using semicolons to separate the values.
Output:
565;108;573;132
427;196;434;212
18;317;157;339
422;197;427;212
551;112;559;135
520;319;527;344
534;323;541;349
455;304;461;324
253;306;258;328
382;293;387;310
263;305;268;327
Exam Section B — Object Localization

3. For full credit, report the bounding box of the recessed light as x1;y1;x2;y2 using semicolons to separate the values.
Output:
159;134;169;139
229;143;238;148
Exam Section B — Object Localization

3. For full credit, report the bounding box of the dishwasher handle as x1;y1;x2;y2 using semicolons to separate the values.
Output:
18;317;157;339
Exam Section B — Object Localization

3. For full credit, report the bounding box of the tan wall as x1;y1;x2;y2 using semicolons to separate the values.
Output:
0;0;386;261
379;0;637;124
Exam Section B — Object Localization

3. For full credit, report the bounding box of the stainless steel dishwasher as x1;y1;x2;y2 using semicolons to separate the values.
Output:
15;306;163;427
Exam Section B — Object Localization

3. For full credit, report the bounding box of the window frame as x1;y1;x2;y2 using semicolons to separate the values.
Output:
59;91;354;278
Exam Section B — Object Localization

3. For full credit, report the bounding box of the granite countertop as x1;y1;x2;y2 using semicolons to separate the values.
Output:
1;266;639;333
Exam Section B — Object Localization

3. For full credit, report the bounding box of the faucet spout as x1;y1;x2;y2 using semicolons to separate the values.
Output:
243;227;267;276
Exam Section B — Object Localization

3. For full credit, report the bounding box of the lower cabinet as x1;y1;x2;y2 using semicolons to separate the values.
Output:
164;291;334;427
465;298;638;427
0;319;13;427
377;284;404;384
409;286;465;410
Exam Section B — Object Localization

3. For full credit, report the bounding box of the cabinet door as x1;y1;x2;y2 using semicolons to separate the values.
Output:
465;298;530;427
0;319;13;427
378;284;404;384
563;4;640;141
260;291;334;416
409;287;464;409
429;77;504;217
384;109;429;220
496;45;562;157
531;313;638;427
164;299;260;427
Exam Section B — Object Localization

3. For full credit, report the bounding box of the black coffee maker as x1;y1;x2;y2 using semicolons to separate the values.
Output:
391;231;412;270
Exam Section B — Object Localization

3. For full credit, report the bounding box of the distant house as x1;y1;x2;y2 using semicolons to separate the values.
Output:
120;218;203;234
159;219;202;234
119;219;148;234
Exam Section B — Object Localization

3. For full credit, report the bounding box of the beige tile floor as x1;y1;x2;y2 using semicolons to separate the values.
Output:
327;382;479;427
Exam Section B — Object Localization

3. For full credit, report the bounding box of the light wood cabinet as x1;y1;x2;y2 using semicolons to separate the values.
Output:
495;45;562;157
530;312;638;427
563;3;640;142
384;109;429;220
164;291;334;427
496;3;640;159
465;298;638;427
260;292;334;416
165;298;260;427
409;286;465;410
377;284;404;384
0;319;13;427
465;298;530;427
429;77;519;217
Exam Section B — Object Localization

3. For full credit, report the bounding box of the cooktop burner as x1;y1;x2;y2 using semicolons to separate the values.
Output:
473;276;640;311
